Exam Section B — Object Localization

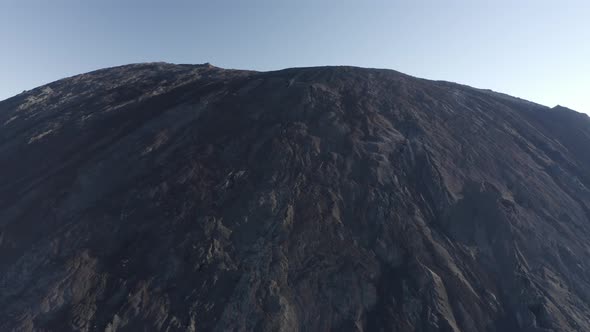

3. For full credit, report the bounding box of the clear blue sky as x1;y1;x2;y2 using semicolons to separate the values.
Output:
1;0;589;113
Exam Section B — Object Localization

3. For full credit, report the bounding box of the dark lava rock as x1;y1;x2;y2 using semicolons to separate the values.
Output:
1;63;590;331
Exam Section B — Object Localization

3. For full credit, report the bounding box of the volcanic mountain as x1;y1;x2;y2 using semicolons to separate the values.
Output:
1;63;590;332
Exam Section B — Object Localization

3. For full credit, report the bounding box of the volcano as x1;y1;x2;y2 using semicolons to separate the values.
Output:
1;63;590;331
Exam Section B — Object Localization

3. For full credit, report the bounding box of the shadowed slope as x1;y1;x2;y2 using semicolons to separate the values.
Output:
1;63;590;331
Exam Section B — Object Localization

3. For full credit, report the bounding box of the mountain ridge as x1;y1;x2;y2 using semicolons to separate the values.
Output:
5;62;578;115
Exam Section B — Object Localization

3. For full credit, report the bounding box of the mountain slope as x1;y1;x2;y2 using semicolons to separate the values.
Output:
1;63;590;332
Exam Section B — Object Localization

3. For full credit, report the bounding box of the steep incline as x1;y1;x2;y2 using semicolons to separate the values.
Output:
1;63;590;331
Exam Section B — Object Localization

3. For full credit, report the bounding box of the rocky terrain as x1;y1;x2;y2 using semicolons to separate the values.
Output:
1;62;590;331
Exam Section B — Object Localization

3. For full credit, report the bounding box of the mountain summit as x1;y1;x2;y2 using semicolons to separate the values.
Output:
1;63;590;331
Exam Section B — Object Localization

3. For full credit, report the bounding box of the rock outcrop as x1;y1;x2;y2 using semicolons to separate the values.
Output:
1;63;590;331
